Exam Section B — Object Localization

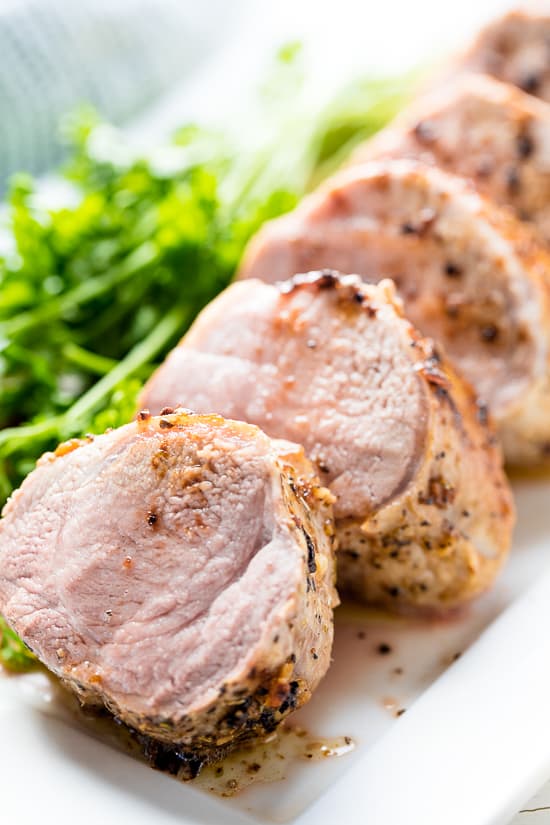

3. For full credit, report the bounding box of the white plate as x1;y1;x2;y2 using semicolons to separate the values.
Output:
3;2;549;824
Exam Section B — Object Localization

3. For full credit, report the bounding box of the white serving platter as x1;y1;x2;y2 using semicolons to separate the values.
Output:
2;2;549;824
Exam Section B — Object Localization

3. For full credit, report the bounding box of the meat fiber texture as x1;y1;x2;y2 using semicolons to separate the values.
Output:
0;411;337;772
141;271;515;614
239;159;550;467
351;73;550;244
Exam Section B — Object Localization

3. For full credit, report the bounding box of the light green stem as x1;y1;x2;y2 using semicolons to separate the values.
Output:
0;306;186;455
1;241;159;338
62;343;118;376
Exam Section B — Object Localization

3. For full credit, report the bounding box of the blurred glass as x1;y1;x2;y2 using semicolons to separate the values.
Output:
0;0;241;187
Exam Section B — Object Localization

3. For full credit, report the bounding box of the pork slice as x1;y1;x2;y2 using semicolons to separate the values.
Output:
0;411;337;771
239;160;550;466
457;6;550;102
141;272;514;613
351;73;550;243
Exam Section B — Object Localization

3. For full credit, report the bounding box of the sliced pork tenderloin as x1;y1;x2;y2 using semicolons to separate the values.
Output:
456;7;550;102
239;161;550;466
141;272;514;613
0;411;337;774
351;73;550;243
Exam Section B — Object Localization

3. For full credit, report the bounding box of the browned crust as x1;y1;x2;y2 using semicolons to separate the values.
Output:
277;268;396;317
337;348;514;613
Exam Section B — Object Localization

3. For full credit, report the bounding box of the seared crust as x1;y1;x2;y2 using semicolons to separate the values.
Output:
338;347;514;613
350;73;550;243
0;412;337;772
141;272;515;613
